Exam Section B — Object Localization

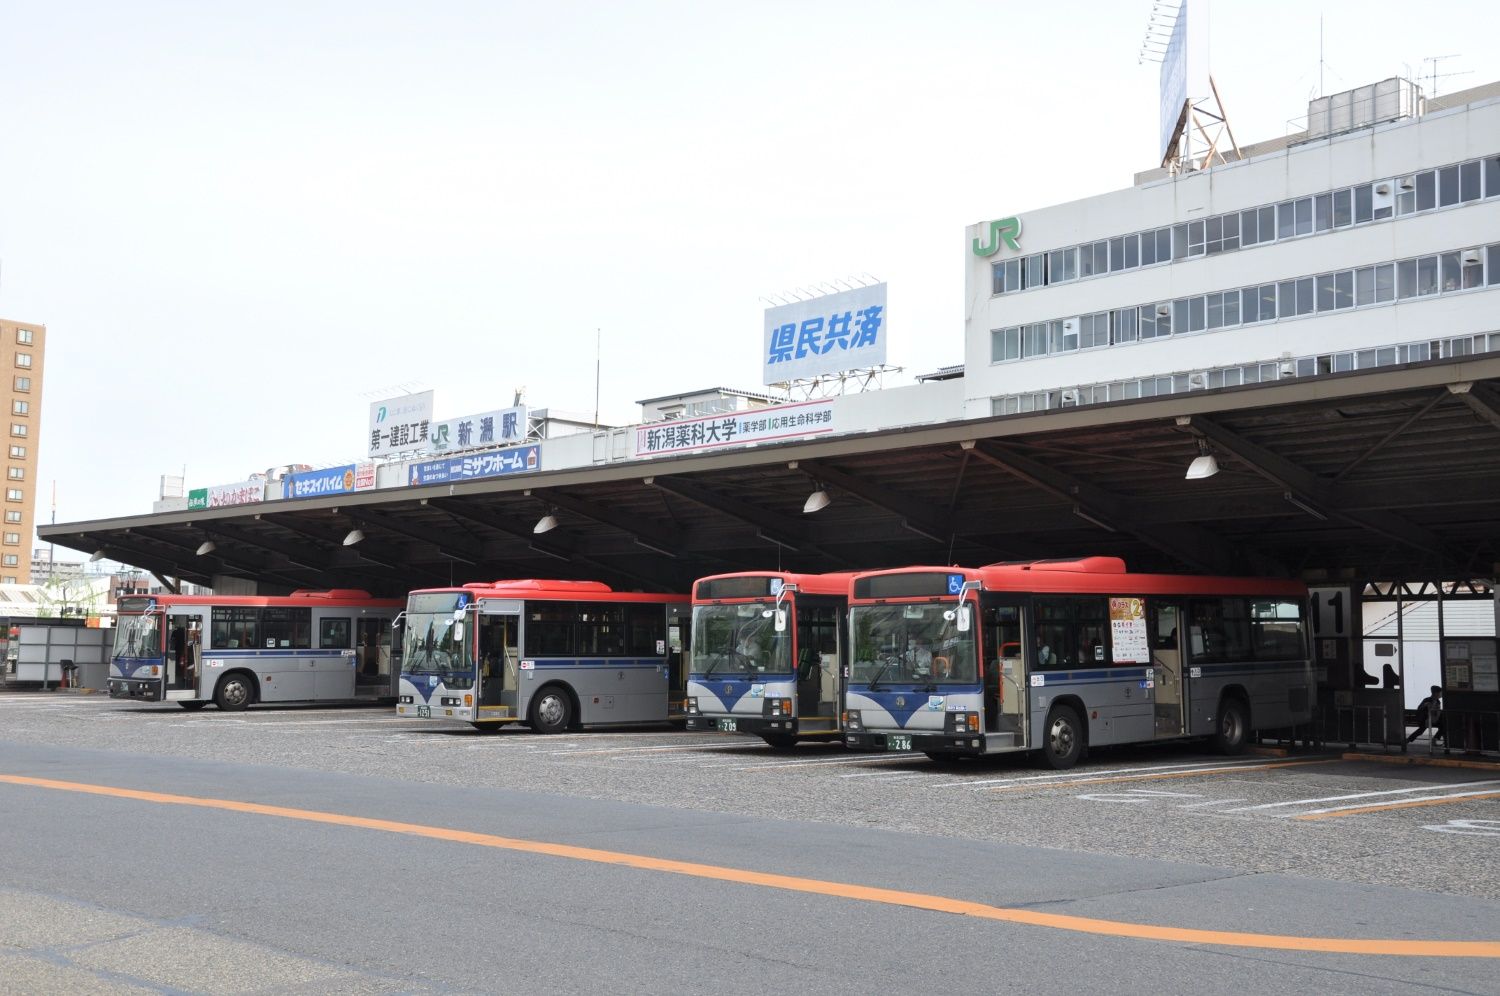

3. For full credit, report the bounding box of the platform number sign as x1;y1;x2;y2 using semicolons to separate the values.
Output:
1310;588;1348;638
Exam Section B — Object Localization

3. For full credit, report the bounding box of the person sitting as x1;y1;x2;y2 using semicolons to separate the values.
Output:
1407;685;1445;745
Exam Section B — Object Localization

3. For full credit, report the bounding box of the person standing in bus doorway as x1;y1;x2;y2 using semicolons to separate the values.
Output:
1407;685;1445;745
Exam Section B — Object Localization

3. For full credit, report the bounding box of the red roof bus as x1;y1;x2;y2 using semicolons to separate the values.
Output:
396;579;690;731
109;590;404;710
842;557;1311;768
684;571;856;748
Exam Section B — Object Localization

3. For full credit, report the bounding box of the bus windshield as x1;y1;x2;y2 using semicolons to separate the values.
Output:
112;614;162;659
690;602;791;677
400;595;473;688
850;602;977;686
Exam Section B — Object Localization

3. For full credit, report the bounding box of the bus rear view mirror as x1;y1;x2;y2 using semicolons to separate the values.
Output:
956;606;971;632
774;609;787;632
453;623;465;642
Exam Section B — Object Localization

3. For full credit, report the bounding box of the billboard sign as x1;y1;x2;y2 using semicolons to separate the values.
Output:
369;390;435;458
407;445;541;486
282;464;372;501
634;399;836;457
186;480;265;511
762;283;886;385
426;406;528;454
1158;0;1210;162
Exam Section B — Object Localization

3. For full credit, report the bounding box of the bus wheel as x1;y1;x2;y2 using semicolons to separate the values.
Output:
761;733;797;750
1041;705;1084;770
529;687;572;734
214;673;254;712
1213;698;1249;756
178;701;207;711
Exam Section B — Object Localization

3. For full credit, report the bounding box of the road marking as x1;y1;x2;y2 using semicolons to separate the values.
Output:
1176;798;1246;809
985;760;1334;793
929;755;1311;790
1294;789;1500;821
1223;778;1500;813
2;772;1497;959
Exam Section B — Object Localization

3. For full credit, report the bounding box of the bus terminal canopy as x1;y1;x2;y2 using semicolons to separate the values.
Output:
41;356;1500;596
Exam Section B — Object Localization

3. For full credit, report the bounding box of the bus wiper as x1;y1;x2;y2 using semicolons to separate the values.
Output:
865;657;894;692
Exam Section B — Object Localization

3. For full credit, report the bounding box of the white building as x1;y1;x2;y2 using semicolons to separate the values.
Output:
963;79;1500;417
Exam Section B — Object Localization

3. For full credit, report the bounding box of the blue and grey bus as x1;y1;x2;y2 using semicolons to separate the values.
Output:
395;579;690;731
109;590;404;710
843;558;1312;768
683;571;853;748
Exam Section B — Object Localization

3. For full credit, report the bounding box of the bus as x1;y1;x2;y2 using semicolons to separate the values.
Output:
395;579;690;731
683;571;853;748
108;590;404;710
842;558;1312;768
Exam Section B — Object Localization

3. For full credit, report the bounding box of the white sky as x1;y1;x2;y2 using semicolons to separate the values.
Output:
3;0;1498;533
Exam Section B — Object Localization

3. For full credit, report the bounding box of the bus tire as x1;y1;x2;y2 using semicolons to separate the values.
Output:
1213;697;1249;756
178;701;208;711
214;672;255;712
1041;704;1084;770
529;686;572;734
761;733;797;750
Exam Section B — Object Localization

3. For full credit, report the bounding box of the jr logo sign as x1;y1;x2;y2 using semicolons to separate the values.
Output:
972;216;1022;257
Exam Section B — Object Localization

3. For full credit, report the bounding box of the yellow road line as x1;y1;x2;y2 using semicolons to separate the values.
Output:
985;759;1337;793
2;772;1497;959
1295;790;1500;821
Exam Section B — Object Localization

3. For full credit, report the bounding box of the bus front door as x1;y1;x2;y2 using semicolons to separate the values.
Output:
1150;603;1185;738
984;602;1026;743
476;613;520;718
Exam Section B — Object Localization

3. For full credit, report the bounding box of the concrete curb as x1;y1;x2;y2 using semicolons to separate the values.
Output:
1342;750;1500;772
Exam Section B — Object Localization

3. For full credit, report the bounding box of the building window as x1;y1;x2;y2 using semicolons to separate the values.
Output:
1;576;14;584
5;489;21;502
13;377;29;392
2;554;17;567
3;510;19;523
14;354;31;369
11;401;27;416
9;423;23;437
7;467;22;480
3;533;18;545
15;329;31;345
6;446;20;459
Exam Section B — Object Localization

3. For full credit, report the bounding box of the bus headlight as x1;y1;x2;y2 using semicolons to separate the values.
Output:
399;695;413;704
767;698;792;717
686;697;699;715
846;710;862;731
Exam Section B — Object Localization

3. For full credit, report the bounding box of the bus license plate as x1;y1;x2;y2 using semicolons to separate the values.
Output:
887;735;912;752
417;706;430;718
717;718;737;732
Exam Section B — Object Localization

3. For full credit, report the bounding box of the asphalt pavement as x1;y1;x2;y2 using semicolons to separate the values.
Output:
2;692;1498;994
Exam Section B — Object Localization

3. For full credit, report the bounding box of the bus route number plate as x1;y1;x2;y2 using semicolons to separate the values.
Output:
417;706;431;719
887;735;912;752
717;718;737;732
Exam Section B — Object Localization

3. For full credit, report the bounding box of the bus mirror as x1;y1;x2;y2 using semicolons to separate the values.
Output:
956;606;971;632
453;623;465;642
774;609;787;632
454;609;466;621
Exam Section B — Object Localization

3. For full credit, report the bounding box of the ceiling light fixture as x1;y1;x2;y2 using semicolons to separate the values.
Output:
1185;438;1220;480
195;540;217;556
533;512;559;535
342;528;365;546
802;486;831;514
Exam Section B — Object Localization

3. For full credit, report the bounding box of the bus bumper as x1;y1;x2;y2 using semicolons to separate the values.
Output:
844;731;987;754
109;679;161;701
685;715;798;736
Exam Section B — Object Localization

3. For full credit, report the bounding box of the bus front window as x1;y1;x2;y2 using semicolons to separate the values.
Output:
690;602;791;677
400;595;473;689
851;603;977;686
111;614;162;659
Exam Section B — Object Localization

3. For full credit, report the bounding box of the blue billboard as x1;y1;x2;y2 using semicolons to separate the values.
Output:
408;445;541;486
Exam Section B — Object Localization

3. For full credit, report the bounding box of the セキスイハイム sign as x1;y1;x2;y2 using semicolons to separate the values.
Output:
282;465;371;500
762;283;886;385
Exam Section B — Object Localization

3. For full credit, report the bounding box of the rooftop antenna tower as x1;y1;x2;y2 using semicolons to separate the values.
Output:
1417;54;1470;97
1139;0;1240;174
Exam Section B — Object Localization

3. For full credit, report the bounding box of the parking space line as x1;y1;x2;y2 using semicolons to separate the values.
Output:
1295;789;1500;821
1224;778;1500;813
930;755;1309;790
984;759;1335;793
3;772;1498;958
